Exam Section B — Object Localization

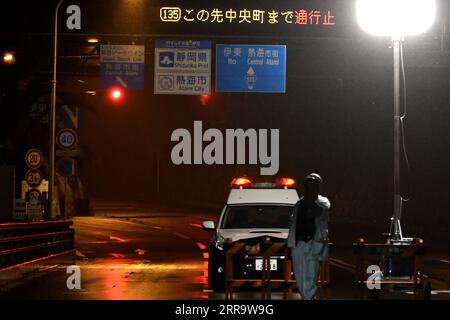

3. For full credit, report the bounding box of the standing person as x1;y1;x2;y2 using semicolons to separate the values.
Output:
287;173;331;300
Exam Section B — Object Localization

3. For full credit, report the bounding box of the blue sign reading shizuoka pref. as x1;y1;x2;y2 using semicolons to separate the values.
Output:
216;44;286;93
100;45;145;89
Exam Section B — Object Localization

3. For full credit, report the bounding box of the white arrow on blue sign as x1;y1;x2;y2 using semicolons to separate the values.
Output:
100;45;145;90
216;44;286;93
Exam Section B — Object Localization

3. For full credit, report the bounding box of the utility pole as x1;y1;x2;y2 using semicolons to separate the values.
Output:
49;0;64;219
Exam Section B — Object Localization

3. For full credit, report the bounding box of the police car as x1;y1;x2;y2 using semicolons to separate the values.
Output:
202;177;299;291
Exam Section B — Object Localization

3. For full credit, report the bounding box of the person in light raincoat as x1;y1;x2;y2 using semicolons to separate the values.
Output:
287;173;330;300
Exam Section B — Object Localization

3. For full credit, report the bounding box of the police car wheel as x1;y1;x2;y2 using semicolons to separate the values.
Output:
208;262;225;291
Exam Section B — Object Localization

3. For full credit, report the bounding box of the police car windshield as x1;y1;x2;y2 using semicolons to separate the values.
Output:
221;205;293;229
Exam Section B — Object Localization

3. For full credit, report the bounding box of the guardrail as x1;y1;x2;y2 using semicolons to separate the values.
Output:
224;237;331;300
0;221;75;270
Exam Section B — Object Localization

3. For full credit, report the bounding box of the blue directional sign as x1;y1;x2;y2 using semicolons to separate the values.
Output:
100;45;145;89
216;44;286;93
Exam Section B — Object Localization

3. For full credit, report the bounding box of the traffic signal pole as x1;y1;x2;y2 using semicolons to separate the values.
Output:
49;0;64;219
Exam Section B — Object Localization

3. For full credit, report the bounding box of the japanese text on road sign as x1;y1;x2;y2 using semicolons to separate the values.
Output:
154;39;211;95
216;44;286;93
160;7;335;26
100;45;145;89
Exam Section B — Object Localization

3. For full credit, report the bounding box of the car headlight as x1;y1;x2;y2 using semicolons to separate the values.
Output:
215;234;225;251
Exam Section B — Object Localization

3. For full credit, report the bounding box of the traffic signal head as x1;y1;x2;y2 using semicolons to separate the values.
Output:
108;87;125;104
199;94;210;105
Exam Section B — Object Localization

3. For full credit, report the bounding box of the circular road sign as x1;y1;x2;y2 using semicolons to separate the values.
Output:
56;129;78;150
25;169;44;188
25;148;44;169
56;158;77;177
28;189;42;201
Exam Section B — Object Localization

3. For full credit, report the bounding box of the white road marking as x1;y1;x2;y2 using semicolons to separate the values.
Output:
173;232;190;240
329;258;356;269
405;291;439;295
329;260;355;273
109;235;127;243
39;265;59;272
439;259;450;265
57;263;202;271
75;250;86;258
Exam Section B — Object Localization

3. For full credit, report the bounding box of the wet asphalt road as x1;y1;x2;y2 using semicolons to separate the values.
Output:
1;200;449;300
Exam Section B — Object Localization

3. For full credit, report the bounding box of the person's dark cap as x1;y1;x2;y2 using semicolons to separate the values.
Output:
304;173;323;185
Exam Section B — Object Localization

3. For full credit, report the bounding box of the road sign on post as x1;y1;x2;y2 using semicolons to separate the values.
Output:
100;45;145;89
25;148;44;169
56;158;76;177
57;128;78;150
28;189;42;201
25;169;44;188
216;44;286;93
21;180;48;200
154;39;211;95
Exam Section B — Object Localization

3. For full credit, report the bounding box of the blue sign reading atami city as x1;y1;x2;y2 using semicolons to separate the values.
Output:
216;44;286;93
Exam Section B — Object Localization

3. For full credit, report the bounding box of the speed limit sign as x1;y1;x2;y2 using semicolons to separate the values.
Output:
28;189;42;201
25;169;44;188
25;148;44;169
56;128;78;150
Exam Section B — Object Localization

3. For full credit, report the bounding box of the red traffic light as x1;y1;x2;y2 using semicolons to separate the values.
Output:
108;87;125;103
199;94;210;105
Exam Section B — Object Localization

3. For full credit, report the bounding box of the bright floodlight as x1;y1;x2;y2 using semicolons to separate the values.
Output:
356;0;436;38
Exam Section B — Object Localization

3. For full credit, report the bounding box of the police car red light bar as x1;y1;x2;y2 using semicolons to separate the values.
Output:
230;177;252;188
230;177;296;189
277;178;296;188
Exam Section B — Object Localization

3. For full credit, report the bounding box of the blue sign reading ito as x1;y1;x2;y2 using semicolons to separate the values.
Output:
216;44;286;93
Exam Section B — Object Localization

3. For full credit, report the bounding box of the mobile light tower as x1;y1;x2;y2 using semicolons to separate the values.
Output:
356;0;436;244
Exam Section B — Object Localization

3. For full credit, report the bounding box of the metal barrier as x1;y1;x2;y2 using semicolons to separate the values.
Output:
224;237;331;300
0;221;75;270
353;238;429;300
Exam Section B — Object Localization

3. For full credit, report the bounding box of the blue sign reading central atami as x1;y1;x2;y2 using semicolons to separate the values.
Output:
216;44;286;93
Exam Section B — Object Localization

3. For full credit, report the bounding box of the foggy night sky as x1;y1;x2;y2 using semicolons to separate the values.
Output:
1;1;449;245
